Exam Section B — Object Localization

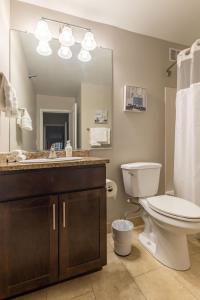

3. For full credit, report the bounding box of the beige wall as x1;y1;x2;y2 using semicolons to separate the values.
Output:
81;83;112;149
10;0;182;223
36;95;75;111
36;94;75;150
0;0;10;152
10;30;37;151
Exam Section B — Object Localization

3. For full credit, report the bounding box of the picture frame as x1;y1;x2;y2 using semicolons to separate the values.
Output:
123;85;147;112
94;110;108;124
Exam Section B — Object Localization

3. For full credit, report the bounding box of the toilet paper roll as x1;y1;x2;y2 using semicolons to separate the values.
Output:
106;179;117;198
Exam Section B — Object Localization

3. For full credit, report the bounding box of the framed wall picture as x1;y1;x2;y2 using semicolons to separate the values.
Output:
123;85;147;112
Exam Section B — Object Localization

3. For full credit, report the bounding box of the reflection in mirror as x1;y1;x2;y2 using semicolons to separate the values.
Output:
9;29;112;151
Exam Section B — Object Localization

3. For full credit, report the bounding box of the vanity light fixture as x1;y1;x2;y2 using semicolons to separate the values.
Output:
36;41;52;56
81;31;97;51
58;46;72;60
78;48;92;62
34;18;97;62
59;26;75;47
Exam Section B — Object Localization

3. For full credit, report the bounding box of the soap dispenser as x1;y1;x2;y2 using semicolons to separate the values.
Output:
65;140;72;157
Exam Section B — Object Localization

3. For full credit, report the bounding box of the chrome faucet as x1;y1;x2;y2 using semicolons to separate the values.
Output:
49;144;57;159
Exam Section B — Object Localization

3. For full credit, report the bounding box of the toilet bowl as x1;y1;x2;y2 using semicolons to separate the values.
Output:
121;162;200;270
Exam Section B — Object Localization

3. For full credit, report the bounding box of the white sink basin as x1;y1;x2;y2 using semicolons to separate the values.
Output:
21;157;83;163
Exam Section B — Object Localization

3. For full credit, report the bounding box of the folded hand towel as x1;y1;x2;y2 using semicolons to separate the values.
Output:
16;153;27;162
89;128;101;146
89;127;110;146
97;127;110;144
7;150;27;162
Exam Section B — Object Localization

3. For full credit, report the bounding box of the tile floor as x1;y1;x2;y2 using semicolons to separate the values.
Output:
14;227;200;300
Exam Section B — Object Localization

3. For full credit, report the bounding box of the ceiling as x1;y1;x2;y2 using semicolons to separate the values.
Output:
18;0;200;46
15;31;112;97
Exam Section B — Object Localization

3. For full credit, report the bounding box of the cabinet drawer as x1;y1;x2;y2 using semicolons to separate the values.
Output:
0;165;106;201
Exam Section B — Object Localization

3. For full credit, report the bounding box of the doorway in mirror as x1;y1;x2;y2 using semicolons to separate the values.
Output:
43;112;68;150
40;106;77;150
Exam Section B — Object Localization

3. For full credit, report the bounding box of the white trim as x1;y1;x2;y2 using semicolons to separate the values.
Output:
39;109;72;151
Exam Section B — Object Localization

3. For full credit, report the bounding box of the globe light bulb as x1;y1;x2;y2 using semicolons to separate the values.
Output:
78;48;91;62
81;31;97;51
58;46;72;59
36;41;52;56
59;26;75;47
34;20;52;42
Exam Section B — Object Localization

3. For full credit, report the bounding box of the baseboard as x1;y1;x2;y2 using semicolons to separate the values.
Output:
107;216;144;233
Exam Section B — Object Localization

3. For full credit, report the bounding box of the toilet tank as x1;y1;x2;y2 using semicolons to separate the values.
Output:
121;162;162;198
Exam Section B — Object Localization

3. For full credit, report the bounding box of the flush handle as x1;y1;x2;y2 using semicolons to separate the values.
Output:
128;172;135;176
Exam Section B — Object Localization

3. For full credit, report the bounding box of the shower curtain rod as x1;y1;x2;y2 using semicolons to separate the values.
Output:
166;61;177;77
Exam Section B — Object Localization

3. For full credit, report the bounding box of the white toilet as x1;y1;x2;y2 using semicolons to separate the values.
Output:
121;162;200;270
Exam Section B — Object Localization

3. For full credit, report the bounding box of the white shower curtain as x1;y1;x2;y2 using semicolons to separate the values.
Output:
174;40;200;205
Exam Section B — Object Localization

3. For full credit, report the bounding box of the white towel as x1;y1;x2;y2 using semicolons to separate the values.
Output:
0;72;18;117
89;128;101;146
7;150;27;162
89;127;110;146
17;109;33;131
5;84;18;117
101;128;110;145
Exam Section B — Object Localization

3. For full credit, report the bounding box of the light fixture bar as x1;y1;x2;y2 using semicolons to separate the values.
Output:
41;17;91;32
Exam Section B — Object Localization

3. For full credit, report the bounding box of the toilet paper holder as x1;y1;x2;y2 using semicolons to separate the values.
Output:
106;179;117;198
106;183;114;192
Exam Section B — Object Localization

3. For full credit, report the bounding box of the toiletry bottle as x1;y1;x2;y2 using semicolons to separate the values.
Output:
65;140;72;157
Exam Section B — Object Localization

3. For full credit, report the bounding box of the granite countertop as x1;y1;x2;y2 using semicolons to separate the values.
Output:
0;156;109;172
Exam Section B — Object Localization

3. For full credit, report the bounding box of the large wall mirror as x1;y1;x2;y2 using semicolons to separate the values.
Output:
9;29;112;151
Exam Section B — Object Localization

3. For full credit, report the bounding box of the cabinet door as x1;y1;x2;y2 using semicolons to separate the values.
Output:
59;188;106;279
0;195;58;299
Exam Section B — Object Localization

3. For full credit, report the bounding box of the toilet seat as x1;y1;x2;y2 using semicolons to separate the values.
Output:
147;195;200;222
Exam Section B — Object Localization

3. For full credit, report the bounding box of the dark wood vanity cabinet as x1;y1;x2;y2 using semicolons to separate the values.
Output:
0;165;107;299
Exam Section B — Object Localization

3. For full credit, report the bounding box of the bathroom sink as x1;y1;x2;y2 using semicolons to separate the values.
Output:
21;157;83;163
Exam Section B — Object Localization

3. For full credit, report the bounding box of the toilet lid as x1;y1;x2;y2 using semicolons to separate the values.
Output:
121;162;162;170
147;195;200;220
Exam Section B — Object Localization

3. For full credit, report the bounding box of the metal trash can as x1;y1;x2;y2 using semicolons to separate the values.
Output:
112;219;134;256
